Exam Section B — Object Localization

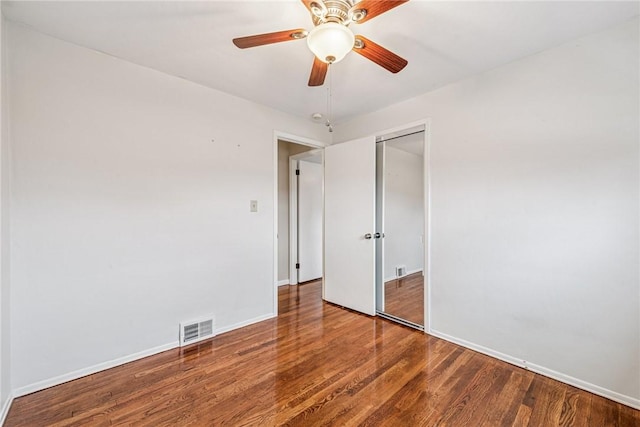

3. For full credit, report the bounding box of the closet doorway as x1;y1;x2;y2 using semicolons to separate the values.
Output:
375;126;427;330
323;121;429;330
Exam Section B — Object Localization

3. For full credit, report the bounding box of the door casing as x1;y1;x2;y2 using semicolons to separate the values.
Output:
273;131;327;315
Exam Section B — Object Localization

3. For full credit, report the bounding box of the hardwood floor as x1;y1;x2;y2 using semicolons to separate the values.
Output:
384;272;424;325
6;280;639;426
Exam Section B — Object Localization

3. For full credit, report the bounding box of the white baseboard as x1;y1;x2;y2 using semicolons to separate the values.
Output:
12;312;279;400
277;279;290;286
384;268;423;283
215;313;276;335
13;341;179;398
0;392;14;426
428;329;640;410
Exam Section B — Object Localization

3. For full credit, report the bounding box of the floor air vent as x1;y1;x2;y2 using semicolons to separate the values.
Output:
180;316;215;347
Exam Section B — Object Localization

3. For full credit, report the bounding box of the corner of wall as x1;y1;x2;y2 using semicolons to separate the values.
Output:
0;11;13;423
0;393;14;426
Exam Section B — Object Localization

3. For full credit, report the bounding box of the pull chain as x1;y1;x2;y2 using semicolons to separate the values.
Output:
325;63;333;133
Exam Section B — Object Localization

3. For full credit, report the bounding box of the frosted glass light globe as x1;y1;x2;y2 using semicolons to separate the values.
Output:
307;22;355;64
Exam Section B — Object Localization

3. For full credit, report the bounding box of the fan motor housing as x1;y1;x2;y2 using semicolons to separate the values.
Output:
311;0;355;26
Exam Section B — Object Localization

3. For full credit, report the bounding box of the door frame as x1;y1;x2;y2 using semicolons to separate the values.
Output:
371;119;432;333
289;149;324;285
273;131;327;315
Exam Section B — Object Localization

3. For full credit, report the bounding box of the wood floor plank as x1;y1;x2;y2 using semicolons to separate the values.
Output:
559;386;587;427
449;360;513;425
513;404;533;427
589;393;623;427
345;338;453;425
389;350;482;426
620;402;640;427
284;336;436;425
526;377;567;426
5;280;639;426
418;354;501;426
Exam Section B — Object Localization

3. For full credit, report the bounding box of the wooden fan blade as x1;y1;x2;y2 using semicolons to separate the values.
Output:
308;57;328;86
353;35;407;73
351;0;409;24
233;29;307;49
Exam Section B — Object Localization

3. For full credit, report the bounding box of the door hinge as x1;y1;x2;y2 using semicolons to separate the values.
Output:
295;169;300;175
296;263;300;269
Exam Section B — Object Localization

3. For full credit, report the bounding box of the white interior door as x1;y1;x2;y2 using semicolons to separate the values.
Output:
298;159;323;282
324;136;376;315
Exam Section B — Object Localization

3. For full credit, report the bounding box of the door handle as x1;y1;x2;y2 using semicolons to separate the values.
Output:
374;232;381;239
364;233;373;239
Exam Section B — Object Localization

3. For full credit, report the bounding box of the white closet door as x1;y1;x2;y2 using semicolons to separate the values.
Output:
324;136;376;315
298;160;323;282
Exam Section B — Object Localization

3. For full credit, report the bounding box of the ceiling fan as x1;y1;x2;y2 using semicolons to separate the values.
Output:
232;0;409;87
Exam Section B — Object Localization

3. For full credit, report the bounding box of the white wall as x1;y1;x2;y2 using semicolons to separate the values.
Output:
7;22;327;393
277;141;313;283
0;12;13;419
335;18;640;405
383;146;423;280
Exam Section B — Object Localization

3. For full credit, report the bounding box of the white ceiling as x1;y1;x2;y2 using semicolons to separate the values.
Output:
3;1;638;124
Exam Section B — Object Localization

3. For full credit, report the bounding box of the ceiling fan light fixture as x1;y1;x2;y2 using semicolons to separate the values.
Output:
307;22;355;64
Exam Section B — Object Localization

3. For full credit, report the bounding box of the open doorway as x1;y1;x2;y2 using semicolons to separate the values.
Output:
276;137;325;296
289;150;323;285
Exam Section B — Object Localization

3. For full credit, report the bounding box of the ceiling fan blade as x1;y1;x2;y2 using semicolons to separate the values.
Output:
350;0;409;24
233;29;307;49
353;35;407;73
308;57;328;86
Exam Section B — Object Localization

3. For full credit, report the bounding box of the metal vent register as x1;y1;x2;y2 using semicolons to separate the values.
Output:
179;316;215;346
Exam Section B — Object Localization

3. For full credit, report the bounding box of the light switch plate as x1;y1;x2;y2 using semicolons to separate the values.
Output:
250;200;258;212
